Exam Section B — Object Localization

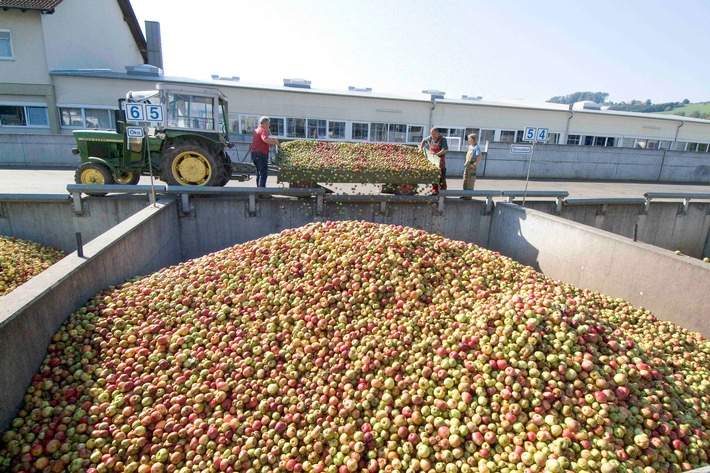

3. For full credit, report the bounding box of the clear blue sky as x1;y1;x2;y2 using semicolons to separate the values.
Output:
129;0;710;104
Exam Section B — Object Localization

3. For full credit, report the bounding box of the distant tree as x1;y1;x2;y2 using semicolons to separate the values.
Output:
547;91;609;105
645;99;652;106
682;99;690;105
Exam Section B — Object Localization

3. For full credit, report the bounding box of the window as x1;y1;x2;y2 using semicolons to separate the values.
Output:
0;105;49;127
166;93;214;129
60;108;83;127
500;130;516;143
388;123;407;142
352;122;369;140
620;137;636;148
239;115;259;134
60;107;115;129
328;121;346;139
371;123;387;141
269;117;285;137
0;31;12;59
407;125;424;143
465;128;480;141
85;109;113;129
287;118;306;138
548;132;560;144
307;119;326;139
479;129;495;146
688;143;710;153
567;134;581;145
514;130;526;143
584;136;615;147
438;128;465;150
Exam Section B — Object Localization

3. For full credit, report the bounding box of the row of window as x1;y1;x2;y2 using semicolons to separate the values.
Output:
0;105;116;129
235;115;426;144
2;104;709;153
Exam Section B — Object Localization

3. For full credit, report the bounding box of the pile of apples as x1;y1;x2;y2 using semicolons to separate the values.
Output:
0;236;64;297
277;141;439;183
1;221;710;473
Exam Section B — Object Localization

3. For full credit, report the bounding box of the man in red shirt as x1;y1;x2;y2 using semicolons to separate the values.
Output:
251;116;280;187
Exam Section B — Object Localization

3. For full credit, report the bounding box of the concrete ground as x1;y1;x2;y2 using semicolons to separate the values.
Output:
1;168;709;199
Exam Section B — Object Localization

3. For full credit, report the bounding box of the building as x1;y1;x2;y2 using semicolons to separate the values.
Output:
1;0;709;179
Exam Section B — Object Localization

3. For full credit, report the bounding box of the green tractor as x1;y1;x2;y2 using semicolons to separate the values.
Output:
72;83;251;188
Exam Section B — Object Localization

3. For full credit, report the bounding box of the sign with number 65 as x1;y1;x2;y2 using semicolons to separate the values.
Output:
124;103;164;123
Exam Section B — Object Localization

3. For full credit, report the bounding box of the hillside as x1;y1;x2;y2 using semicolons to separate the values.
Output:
657;102;710;119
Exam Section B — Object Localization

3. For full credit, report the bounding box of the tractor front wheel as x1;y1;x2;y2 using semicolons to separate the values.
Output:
114;170;141;185
75;163;114;196
160;141;224;186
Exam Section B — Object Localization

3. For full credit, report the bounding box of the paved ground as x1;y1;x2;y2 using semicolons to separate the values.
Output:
1;169;709;199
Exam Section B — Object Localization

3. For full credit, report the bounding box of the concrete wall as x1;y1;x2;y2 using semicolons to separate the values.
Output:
0;196;151;253
554;201;710;259
176;196;492;262
0;199;180;432
0;134;77;168
475;143;710;183
489;203;710;336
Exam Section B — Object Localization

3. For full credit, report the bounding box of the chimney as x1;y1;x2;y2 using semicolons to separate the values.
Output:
145;21;163;70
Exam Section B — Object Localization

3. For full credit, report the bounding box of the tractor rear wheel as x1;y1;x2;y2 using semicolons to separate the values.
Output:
160;141;225;186
114;170;141;185
216;157;232;186
75;163;114;196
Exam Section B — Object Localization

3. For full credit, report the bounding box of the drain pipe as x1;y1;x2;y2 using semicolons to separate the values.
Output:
428;99;436;132
672;120;684;151
659;120;684;181
565;107;574;143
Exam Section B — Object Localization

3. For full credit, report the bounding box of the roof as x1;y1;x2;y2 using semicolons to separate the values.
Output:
116;0;148;63
0;0;63;13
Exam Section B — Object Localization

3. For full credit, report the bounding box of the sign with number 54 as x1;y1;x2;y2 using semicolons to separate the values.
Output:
523;127;549;143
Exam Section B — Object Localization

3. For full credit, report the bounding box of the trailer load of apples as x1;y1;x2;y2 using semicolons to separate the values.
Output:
0;235;65;297
1;221;709;473
276;141;440;184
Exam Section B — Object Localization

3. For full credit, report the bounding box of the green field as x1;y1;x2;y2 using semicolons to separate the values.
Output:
659;102;710;117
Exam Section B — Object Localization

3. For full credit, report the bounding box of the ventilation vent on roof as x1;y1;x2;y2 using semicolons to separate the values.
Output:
348;86;372;92
211;75;240;81
462;95;482;100
571;100;601;110
283;78;311;89
422;89;445;100
126;64;163;77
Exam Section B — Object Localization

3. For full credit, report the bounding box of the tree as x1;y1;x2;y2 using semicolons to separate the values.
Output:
547;91;609;105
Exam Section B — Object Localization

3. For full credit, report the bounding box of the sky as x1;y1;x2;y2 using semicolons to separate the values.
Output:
129;0;710;104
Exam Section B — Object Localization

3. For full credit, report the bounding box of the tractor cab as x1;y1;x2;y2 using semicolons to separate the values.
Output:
120;84;228;135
